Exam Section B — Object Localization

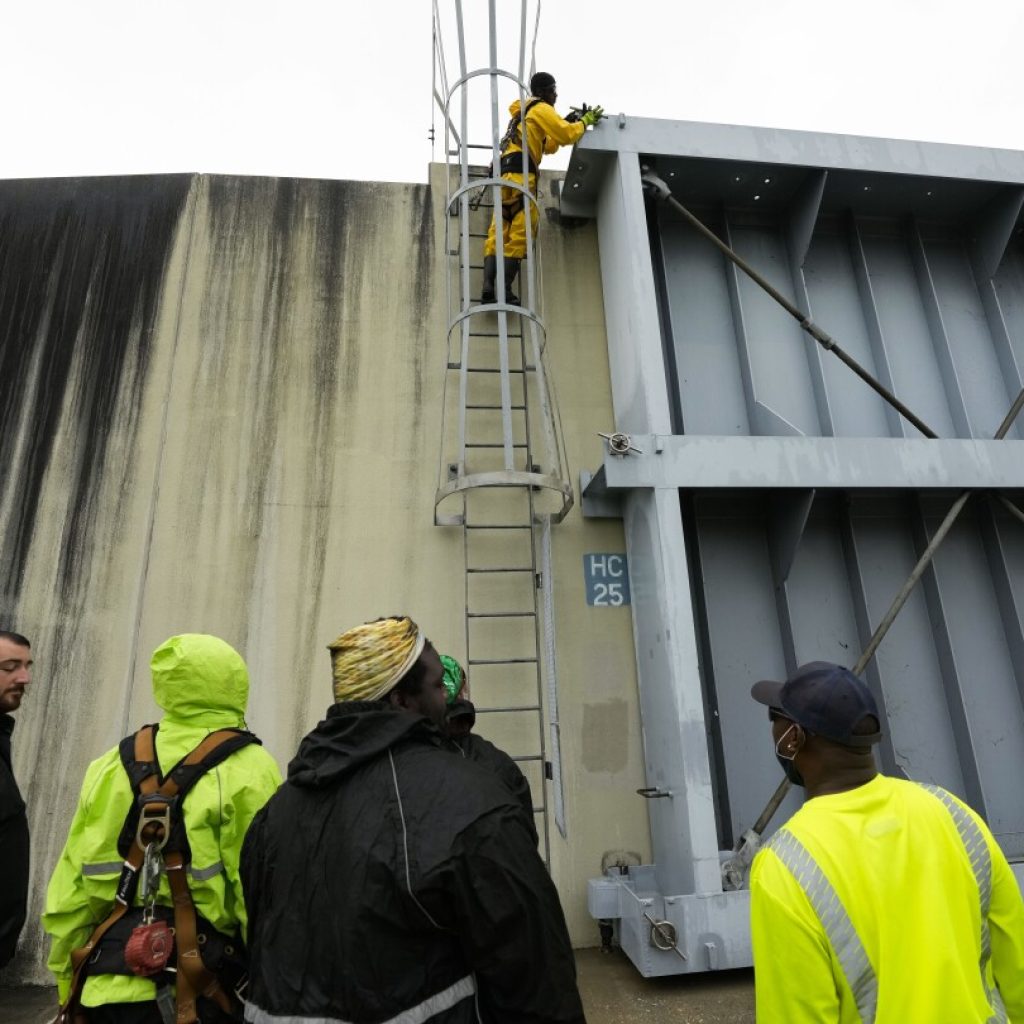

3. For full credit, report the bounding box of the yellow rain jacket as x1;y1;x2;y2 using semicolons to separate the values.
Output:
484;97;586;260
43;634;282;1007
751;774;1024;1023
501;96;585;174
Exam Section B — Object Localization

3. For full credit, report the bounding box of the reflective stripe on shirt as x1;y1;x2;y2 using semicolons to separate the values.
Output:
767;828;878;1023
244;974;477;1024
918;785;1006;1024
769;783;1008;1024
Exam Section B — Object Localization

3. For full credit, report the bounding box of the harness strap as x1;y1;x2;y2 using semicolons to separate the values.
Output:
141;727;239;1024
58;729;164;1023
500;150;539;178
499;99;544;177
497;172;539;226
57;726;252;1024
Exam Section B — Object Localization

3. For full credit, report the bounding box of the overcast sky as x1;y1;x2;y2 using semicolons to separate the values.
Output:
3;0;1023;183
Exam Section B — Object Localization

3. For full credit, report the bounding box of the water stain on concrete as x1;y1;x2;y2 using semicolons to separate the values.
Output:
583;698;630;773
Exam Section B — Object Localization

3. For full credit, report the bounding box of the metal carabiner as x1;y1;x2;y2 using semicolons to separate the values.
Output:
135;794;173;851
139;840;163;923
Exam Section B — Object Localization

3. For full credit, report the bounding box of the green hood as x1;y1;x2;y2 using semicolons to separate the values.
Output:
151;634;249;726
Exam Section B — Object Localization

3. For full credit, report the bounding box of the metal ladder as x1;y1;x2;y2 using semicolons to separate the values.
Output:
433;2;574;865
438;169;568;867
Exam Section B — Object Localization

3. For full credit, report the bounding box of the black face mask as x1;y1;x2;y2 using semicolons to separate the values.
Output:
775;723;805;788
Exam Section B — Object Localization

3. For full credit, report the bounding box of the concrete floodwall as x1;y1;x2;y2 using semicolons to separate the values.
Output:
0;168;650;983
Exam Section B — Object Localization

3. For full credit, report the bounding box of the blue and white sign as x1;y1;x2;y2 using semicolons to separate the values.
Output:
583;553;631;607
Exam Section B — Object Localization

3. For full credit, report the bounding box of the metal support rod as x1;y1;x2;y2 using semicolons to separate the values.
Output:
741;386;1024;841
640;169;936;440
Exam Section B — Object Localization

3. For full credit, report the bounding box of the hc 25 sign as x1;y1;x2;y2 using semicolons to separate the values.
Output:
583;553;631;607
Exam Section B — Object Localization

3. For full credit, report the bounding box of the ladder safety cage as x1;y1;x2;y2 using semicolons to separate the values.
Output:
432;0;573;867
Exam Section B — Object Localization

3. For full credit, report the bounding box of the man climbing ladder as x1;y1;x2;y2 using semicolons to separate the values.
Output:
481;71;603;305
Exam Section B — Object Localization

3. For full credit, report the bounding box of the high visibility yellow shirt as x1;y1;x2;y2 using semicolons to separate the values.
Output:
751;774;1024;1023
43;635;282;1007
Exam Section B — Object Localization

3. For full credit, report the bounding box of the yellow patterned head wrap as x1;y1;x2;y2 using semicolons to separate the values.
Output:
328;616;426;703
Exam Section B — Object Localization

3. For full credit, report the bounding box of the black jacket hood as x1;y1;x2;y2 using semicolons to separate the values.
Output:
288;701;442;788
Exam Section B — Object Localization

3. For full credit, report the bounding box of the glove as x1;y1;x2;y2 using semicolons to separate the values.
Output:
581;105;604;128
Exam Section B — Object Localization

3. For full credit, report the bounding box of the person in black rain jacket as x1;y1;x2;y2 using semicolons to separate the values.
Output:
0;630;32;972
240;616;585;1024
441;654;537;848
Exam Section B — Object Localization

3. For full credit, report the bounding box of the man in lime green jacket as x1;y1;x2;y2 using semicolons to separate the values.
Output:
43;634;282;1021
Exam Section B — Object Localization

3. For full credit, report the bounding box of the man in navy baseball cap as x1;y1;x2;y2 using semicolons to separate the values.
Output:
747;662;1024;1021
751;660;882;753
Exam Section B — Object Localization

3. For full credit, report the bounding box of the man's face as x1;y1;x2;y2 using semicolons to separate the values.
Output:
405;646;449;731
0;639;33;714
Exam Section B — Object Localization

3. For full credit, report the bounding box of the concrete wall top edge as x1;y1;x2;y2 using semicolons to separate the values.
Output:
0;171;430;190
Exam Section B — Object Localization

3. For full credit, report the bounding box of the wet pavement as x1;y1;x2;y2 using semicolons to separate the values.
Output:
0;949;755;1023
577;948;755;1023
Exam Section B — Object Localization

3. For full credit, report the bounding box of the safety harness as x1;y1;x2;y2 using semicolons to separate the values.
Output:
497;99;544;222
56;725;258;1024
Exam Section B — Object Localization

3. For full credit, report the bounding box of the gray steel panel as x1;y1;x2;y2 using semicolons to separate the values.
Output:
926;239;1014;439
726;220;819;436
994;245;1024;379
803;230;891;438
923;515;1024;852
858;231;957;438
693;517;804;841
658;218;750;436
847;218;907;437
991;502;1024;653
841;513;967;794
784;520;862;664
929;237;1015;438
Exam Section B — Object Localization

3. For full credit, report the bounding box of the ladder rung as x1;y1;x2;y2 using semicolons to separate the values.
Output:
468;332;524;339
465;524;532;530
512;755;543;763
466;404;526;410
474;704;541;713
466;567;533;573
465;443;528;449
467;657;539;665
467;611;536;618
450;366;528;374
